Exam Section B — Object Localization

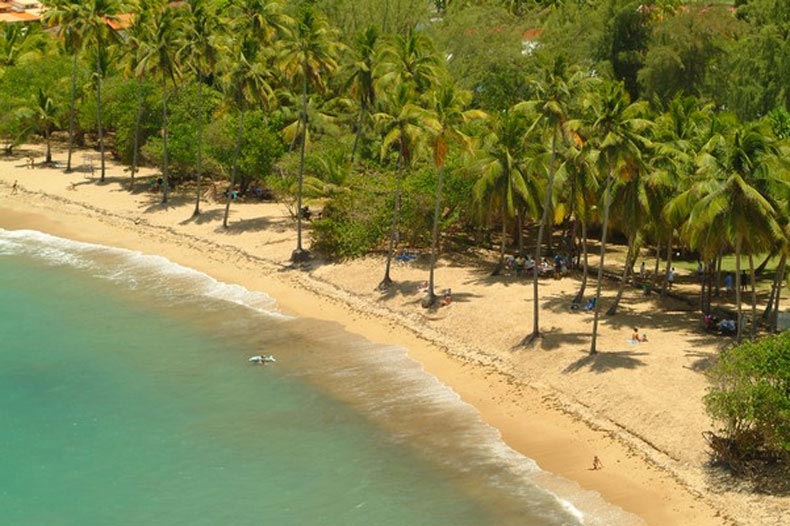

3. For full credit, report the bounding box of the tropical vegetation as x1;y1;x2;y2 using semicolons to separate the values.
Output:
1;0;788;335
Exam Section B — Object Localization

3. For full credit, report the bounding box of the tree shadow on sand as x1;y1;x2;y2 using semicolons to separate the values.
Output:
179;208;225;226
562;349;648;374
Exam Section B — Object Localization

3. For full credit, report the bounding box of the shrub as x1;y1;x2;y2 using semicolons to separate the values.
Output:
704;331;790;470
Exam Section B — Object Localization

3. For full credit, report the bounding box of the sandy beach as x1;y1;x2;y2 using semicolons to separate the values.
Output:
1;144;787;526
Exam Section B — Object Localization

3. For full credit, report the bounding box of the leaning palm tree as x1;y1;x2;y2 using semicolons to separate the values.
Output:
82;0;122;182
42;0;86;173
373;82;425;289
583;81;651;354
136;0;186;204
280;8;342;262
420;81;486;307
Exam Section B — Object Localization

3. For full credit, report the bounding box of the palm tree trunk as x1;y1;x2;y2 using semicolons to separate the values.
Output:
193;77;204;216
292;63;309;261
606;234;634;315
735;235;743;342
525;129;558;344
66;52;77;173
423;165;445;307
770;254;786;332
96;50;106;182
590;171;614;355
516;208;524;256
660;230;674;297
699;259;707;312
754;250;775;276
573;215;589;305
715;252;722;297
44;128;52;164
130;78;143;192
748;252;757;340
222;108;245;229
651;238;662;290
379;148;403;289
350;104;365;163
494;203;507;275
161;77;170;204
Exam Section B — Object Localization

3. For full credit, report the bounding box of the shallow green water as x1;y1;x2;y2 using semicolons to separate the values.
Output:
0;229;636;526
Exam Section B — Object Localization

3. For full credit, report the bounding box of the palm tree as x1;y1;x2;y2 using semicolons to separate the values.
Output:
280;8;342;262
377;30;441;95
220;36;277;229
420;81;486;307
373;82;425;289
517;58;584;344
185;0;224;216
31;88;59;165
472;109;541;274
82;0;122;182
119;0;156;191
136;0;186;204
345;26;379;163
687;122;784;341
584;81;651;354
42;0;86;173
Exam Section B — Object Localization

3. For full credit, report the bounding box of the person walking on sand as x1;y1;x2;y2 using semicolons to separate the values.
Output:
11;180;18;194
639;261;646;280
592;456;603;470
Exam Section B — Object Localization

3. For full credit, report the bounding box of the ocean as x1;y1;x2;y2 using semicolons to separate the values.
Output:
0;228;641;526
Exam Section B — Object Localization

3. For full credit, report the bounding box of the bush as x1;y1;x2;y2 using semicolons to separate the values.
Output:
704;331;790;470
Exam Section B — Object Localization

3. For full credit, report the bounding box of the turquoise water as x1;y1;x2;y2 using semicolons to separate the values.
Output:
0;229;637;526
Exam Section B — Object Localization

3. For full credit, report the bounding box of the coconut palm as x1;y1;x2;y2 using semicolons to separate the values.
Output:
118;0;157;191
472;109;541;274
687;122;785;341
516;58;585;344
185;0;225;215
31;88;59;165
377;30;441;95
136;0;186;204
280;8;342;262
82;0;122;182
583;81;651;354
373;82;425;289
345;26;379;163
220;36;277;229
420;81;486;307
42;0;86;173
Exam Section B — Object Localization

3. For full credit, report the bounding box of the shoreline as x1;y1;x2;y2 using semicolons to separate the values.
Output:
2;146;785;525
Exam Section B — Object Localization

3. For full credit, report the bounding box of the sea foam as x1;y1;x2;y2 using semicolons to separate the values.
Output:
0;228;287;320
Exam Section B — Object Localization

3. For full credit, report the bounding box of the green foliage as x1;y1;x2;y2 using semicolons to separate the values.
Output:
204;109;285;190
101;78;157;164
310;172;390;258
704;331;790;464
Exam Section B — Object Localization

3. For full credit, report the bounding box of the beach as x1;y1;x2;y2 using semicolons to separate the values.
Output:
1;144;787;526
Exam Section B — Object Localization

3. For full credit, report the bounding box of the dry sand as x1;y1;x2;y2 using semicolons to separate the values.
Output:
1;144;787;526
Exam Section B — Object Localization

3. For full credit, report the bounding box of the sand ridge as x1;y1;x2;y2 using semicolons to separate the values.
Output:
1;144;787;525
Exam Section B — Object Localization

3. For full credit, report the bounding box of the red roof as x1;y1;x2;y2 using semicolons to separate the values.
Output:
0;11;39;22
522;28;544;40
104;13;132;31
